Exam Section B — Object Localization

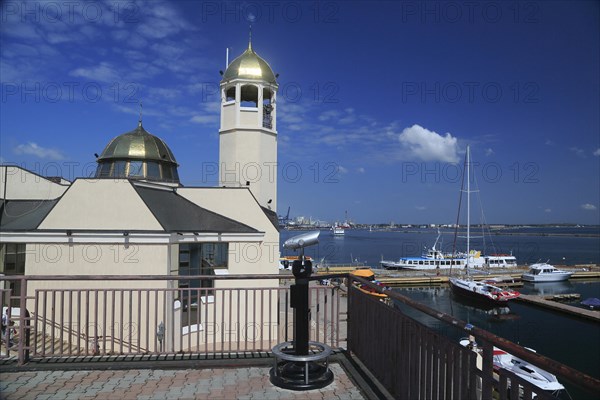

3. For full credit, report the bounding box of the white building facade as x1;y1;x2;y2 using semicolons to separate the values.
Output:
0;40;281;353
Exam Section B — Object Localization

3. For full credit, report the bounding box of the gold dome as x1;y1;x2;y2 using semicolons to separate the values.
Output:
95;123;180;184
222;42;277;84
97;123;177;164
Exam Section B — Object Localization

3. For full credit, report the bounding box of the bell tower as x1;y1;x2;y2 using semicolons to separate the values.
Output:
219;37;278;212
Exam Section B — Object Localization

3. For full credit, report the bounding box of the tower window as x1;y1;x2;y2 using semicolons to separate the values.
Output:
240;84;258;107
225;87;236;102
263;88;273;104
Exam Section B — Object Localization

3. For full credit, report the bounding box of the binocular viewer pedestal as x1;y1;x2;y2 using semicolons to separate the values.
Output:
269;341;334;390
269;232;334;390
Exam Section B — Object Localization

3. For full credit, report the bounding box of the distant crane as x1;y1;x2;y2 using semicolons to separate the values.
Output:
278;206;291;227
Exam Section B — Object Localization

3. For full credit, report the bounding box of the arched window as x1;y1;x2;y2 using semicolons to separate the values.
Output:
225;86;236;102
240;84;258;107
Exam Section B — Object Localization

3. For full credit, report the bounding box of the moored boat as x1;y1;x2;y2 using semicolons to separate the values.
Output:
448;146;520;305
350;269;390;302
449;277;520;305
581;297;600;310
380;230;516;270
460;337;567;397
522;263;573;282
331;224;344;236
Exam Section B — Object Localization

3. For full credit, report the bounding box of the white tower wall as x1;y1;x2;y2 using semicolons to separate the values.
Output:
218;55;278;212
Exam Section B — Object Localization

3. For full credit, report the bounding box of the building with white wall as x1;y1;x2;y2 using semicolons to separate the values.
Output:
0;40;281;351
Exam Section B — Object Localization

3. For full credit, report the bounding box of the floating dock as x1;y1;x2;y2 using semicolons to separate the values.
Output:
515;294;600;322
315;266;600;286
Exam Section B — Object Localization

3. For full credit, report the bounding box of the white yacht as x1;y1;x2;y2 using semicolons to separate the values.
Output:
331;224;344;236
522;263;573;282
460;337;566;396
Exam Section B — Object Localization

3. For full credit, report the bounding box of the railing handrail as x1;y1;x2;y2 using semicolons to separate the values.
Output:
349;274;600;395
3;273;598;395
1;274;285;281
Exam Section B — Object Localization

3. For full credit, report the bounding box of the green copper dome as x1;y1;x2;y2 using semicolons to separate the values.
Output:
222;42;277;84
95;123;180;184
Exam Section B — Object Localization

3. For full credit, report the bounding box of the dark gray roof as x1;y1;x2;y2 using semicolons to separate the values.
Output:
261;207;280;231
0;200;58;230
134;186;259;233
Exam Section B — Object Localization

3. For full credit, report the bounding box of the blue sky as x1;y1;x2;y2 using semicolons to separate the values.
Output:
1;1;599;225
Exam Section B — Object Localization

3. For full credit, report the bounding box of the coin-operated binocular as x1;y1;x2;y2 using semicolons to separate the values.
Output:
270;231;333;390
283;231;319;279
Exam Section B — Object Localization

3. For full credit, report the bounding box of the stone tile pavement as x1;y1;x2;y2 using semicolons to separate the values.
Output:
0;364;366;400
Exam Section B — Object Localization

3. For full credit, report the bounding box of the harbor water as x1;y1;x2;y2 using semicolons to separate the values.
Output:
280;228;600;398
281;227;600;267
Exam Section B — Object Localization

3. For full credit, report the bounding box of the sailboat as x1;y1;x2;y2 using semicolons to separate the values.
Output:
448;146;520;305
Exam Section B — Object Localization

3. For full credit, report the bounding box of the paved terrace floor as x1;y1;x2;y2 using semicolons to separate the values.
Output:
0;363;367;400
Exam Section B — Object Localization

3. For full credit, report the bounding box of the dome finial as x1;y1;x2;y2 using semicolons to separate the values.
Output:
138;101;143;127
248;24;253;51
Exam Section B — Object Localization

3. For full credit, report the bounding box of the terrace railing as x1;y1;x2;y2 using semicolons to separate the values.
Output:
2;273;599;400
345;274;600;400
0;275;340;363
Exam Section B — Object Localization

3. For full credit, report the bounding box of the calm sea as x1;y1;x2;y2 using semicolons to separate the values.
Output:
280;228;600;399
280;227;600;266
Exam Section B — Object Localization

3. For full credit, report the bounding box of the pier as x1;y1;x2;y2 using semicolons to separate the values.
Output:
516;294;600;322
314;265;600;286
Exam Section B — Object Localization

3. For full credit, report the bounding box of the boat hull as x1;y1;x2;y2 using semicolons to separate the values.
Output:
450;279;519;306
459;339;565;394
521;273;572;282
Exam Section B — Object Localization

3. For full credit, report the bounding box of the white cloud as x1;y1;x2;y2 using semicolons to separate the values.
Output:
398;124;460;163
13;142;65;160
485;148;494;156
357;167;365;173
593;148;600;157
545;140;555;146
318;110;340;121
581;203;597;211
544;208;552;213
151;42;186;60
570;147;585;157
415;206;427;211
338;166;348;174
70;62;120;82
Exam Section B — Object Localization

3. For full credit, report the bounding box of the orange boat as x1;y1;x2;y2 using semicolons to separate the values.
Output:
350;269;390;300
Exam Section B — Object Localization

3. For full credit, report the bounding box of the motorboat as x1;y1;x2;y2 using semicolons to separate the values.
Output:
449;277;520;305
460;337;567;396
331;224;344;236
522;263;573;282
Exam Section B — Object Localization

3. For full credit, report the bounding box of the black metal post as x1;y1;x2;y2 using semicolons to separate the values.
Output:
270;231;333;390
291;254;311;356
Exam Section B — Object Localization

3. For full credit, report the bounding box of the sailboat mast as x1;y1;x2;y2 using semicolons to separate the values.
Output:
466;145;471;269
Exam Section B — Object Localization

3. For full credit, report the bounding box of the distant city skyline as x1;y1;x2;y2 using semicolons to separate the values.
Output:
1;1;598;224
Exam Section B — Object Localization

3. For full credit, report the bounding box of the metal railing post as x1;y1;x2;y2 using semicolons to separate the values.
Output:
17;277;28;365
